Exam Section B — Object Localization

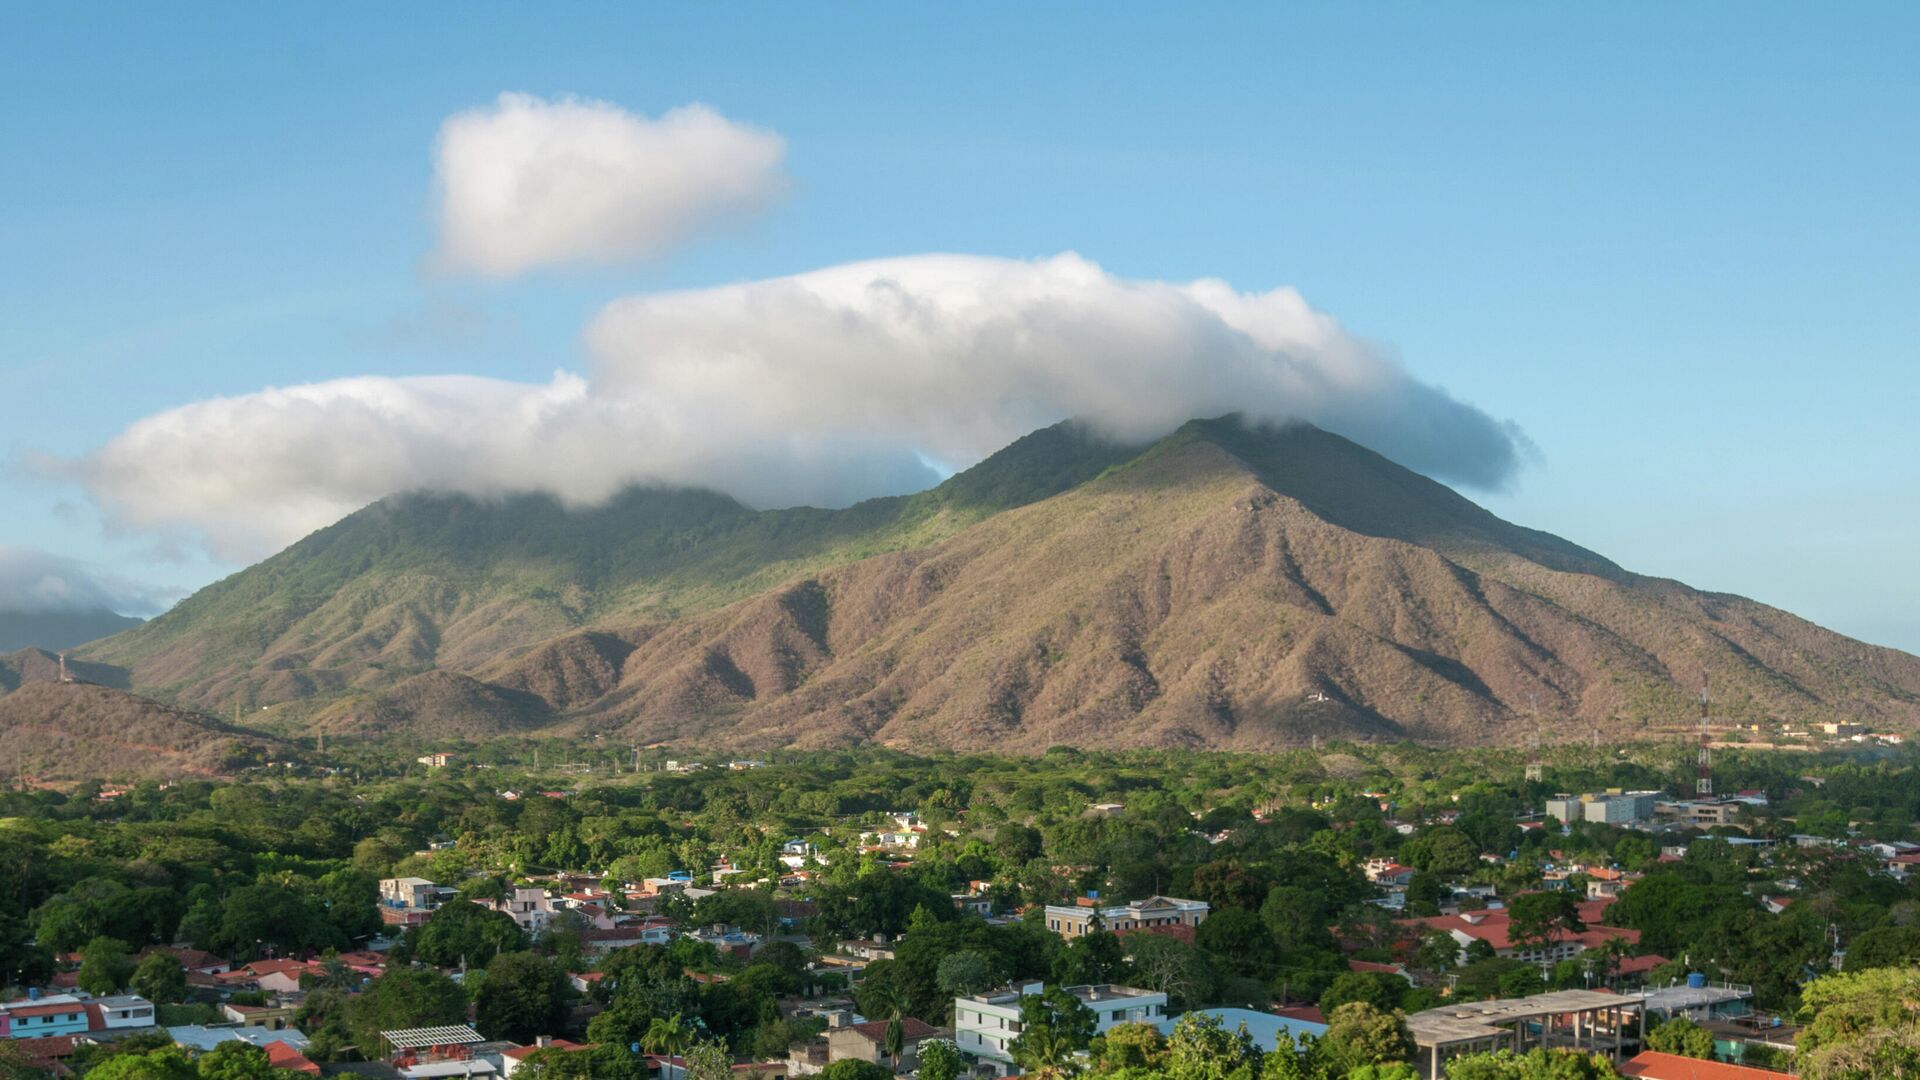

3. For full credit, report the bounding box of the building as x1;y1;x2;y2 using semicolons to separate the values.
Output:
90;994;157;1031
1042;896;1209;938
954;983;1167;1075
1364;860;1417;887
824;1017;944;1072
501;1037;592;1077
488;887;559;934
1401;898;1639;967
417;753;455;768
1157;1007;1326;1049
1546;791;1662;827
1617;1051;1785;1080
0;996;90;1040
380;877;454;912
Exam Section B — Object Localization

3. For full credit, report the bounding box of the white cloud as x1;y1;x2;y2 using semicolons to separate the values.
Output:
62;253;1528;562
0;546;173;615
430;93;786;277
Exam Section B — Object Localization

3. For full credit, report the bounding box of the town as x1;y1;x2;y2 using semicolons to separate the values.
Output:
2;740;1916;1079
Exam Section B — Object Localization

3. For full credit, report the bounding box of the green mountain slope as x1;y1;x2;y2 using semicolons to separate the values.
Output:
71;416;1920;751
80;421;1143;710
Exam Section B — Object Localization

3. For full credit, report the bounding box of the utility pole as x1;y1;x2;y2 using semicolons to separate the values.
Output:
1697;683;1714;797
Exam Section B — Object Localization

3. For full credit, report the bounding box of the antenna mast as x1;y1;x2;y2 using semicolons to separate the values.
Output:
1696;683;1714;797
57;652;72;683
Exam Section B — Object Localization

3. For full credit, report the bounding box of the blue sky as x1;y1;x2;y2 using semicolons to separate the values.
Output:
2;4;1916;652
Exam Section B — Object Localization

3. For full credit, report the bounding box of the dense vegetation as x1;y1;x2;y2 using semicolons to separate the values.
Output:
6;740;1920;1077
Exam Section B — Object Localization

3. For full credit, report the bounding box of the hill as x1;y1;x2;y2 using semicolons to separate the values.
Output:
0;681;285;782
0;647;131;696
0;609;142;653
75;417;1920;751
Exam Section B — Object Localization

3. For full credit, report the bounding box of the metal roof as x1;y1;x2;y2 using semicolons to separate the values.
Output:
382;1025;485;1050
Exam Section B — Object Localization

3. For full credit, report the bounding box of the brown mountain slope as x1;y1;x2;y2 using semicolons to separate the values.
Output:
72;417;1920;751
0;648;131;696
455;420;1920;751
0;681;284;782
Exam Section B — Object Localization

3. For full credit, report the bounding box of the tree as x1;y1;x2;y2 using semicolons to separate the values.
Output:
1403;828;1478;878
1796;967;1920;1079
1445;1049;1623;1079
1320;971;1399;1014
1055;929;1129;987
936;950;998;998
1126;932;1214;1007
408;900;526;969
1644;1016;1712;1058
642;1013;697;1057
78;935;135;995
1091;1022;1166;1071
917;1038;964;1080
475;951;573;1043
195;1041;288;1080
816;1062;891;1080
1008;987;1097;1073
1506;892;1585;955
131;952;189;1004
344;967;467;1059
682;1038;734;1080
1166;1010;1261;1080
75;1047;196;1080
1315;1002;1414;1073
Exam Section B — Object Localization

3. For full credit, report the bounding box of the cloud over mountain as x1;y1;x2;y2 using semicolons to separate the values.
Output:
430;93;787;277
0;546;171;615
63;253;1529;562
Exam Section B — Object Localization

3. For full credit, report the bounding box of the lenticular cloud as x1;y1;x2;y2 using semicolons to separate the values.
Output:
65;253;1529;562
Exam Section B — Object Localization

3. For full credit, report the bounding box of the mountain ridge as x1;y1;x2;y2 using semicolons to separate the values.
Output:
58;416;1920;752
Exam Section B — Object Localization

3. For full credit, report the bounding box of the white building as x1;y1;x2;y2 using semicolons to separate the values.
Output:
1042;896;1209;938
954;983;1166;1074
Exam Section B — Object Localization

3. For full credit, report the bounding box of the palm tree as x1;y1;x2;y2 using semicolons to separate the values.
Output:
644;1013;696;1068
862;982;910;1069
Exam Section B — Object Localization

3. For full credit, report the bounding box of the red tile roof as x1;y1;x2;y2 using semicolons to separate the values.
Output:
266;1040;323;1075
503;1039;590;1060
1116;923;1197;946
1272;1005;1326;1024
845;1018;939;1043
1617;1051;1794;1079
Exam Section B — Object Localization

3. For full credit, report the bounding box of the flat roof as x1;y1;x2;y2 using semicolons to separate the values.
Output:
1408;991;1642;1048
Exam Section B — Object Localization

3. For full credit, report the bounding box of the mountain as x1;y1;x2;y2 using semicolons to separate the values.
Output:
76;417;1920;751
0;681;284;782
0;609;142;653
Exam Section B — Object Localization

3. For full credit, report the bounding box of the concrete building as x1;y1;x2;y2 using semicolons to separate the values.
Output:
0;996;89;1040
1042;896;1209;938
954;982;1167;1074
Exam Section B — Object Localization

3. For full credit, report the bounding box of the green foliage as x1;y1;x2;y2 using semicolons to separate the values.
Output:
1444;1049;1621;1079
1315;1002;1415;1073
1009;987;1098;1073
1797;967;1920;1079
131;951;189;1004
78;934;134;994
407;900;527;968
475;950;573;1042
1645;1016;1713;1058
917;1038;965;1080
344;966;467;1059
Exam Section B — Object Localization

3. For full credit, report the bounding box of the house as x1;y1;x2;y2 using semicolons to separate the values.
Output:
954;983;1166;1075
1401;898;1639;967
136;946;230;975
88;994;157;1031
825;1016;944;1072
265;1039;323;1075
166;1025;313;1054
502;1037;592;1077
216;959;318;995
380;877;454;912
1364;860;1417;887
1043;896;1210;939
1617;1050;1789;1079
1154;1007;1325;1049
0;996;90;1040
416;753;455;768
486;887;559;934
